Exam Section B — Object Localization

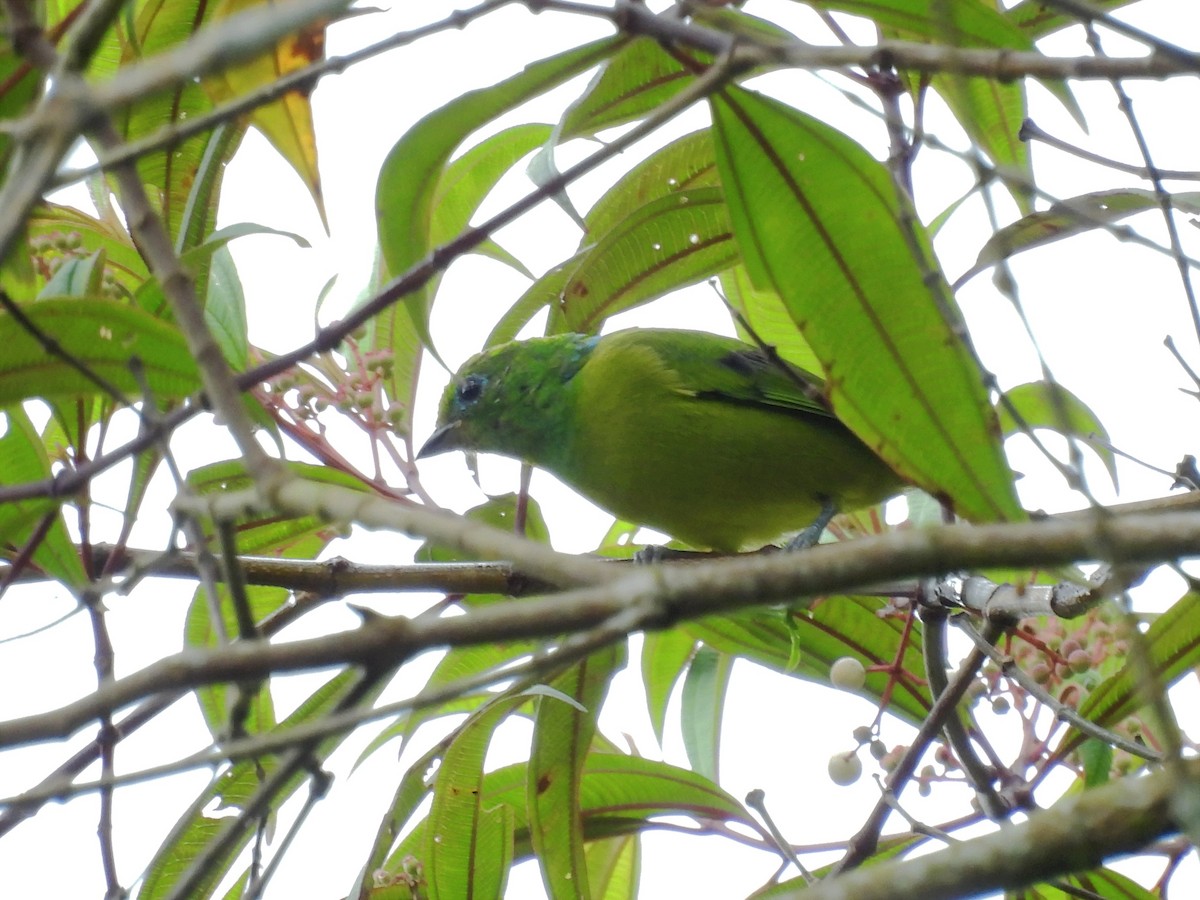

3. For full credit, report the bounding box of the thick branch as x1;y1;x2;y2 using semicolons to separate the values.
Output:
6;506;1200;749
781;759;1189;900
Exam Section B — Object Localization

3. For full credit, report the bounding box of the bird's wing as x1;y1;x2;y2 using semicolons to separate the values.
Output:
636;332;836;420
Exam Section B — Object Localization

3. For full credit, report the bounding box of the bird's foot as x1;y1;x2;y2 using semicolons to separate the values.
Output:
782;498;837;551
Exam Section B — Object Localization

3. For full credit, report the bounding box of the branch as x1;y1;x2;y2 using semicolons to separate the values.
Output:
780;759;1190;900
7;505;1200;749
538;0;1200;79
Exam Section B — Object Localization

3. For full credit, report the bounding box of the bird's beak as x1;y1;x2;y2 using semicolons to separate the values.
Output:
417;420;462;459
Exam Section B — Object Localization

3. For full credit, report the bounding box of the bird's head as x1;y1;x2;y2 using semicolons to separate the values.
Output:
418;333;598;465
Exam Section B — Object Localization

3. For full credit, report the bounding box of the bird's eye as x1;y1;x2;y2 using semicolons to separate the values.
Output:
457;374;485;405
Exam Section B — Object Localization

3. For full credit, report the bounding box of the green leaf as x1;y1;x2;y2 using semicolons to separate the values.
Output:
815;1;1033;176
356;641;539;768
640;629;695;746
806;1;1085;176
182;459;369;736
390;753;759;870
1009;0;1142;38
933;69;1030;187
204;245;248;367
353;740;444;896
998;381;1117;490
25;203;147;301
1078;738;1113;788
687;599;931;724
430;123;553;275
140;669;381;900
528;648;622;900
560;38;694;139
711;86;1022;522
523;753;759;842
584;129;719;241
174;123;247;255
959;190;1200;288
0;405;86;587
485;252;582;348
109;2;243;245
0;25;42;180
185;459;367;554
135;221;308;320
375;36;622;355
586;834;640;900
680;647;731;783
418;492;549;564
39;248;107;297
0;297;200;404
551;187;738;333
424;695;527;900
1007;866;1158;900
807;1;1033;45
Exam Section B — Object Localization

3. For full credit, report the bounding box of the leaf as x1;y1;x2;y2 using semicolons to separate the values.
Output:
933;68;1030;186
39;246;108;297
135;221;308;320
204;245;248;367
680;647;731;783
560;38;695;139
356;641;538;767
551;187;738;333
429;122;553;275
205;0;332;228
959;190;1200;288
640;629;695;746
175;123;247;255
140;669;381;900
1008;0;1143;38
181;459;370;736
389;753;759;871
0;297;200;404
586;834;640;900
711;85;1022;522
808;1;1035;45
485;252;582;347
109;2;244;245
1078;739;1113;788
25;203;147;300
687;600;931;725
807;1;1085;173
375;36;622;355
528;648;622;900
0;24;41;180
1008;866;1158;900
418;493;549;564
0;405;86;587
584;129;719;241
424;695;526;900
998;381;1117;490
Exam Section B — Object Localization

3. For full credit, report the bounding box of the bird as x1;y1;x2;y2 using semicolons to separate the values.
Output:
418;327;903;552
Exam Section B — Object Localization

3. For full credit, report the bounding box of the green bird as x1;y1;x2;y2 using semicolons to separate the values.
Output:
419;328;903;552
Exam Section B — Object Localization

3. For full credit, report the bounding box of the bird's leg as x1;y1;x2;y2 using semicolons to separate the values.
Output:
783;498;837;551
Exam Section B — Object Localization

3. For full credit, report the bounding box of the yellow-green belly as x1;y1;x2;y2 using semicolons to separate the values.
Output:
566;342;900;551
